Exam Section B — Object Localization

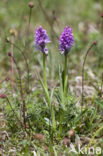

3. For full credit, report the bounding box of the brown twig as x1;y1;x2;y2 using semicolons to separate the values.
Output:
101;13;103;32
11;35;15;94
24;3;33;92
24;2;34;51
25;6;32;50
6;39;30;93
37;0;59;39
81;41;97;106
8;53;26;131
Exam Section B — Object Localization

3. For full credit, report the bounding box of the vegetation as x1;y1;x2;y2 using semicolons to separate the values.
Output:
0;0;103;155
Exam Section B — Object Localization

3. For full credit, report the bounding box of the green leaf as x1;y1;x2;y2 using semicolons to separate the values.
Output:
51;105;56;131
96;99;103;109
59;67;65;110
73;109;87;125
36;71;51;107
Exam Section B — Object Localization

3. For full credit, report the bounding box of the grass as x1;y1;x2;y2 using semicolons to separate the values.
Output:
0;0;103;155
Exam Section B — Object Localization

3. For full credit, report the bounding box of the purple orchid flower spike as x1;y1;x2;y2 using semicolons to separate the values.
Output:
59;26;74;96
34;26;50;55
59;26;74;55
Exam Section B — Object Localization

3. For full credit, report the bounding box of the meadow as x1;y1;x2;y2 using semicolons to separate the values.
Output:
0;0;103;155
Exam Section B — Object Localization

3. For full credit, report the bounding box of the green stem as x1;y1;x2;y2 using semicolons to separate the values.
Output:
43;53;47;90
64;53;68;95
43;53;54;142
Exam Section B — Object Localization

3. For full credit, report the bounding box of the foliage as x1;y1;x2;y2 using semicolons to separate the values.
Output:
0;0;103;155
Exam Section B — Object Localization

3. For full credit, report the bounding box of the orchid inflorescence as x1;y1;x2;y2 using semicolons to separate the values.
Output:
34;26;51;55
59;26;74;55
34;25;74;55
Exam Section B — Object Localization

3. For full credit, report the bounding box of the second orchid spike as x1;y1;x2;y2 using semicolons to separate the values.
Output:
59;26;74;55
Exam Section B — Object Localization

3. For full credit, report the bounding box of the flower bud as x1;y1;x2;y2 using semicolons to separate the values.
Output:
10;28;17;37
28;2;34;8
0;94;6;99
5;77;9;81
101;13;103;18
5;37;10;43
8;52;12;57
93;41;98;45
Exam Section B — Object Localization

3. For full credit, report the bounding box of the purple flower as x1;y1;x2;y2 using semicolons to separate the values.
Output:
34;26;50;54
59;26;74;54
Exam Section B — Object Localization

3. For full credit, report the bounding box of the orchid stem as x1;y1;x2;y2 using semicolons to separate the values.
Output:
64;53;68;95
7;40;30;93
43;53;47;90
